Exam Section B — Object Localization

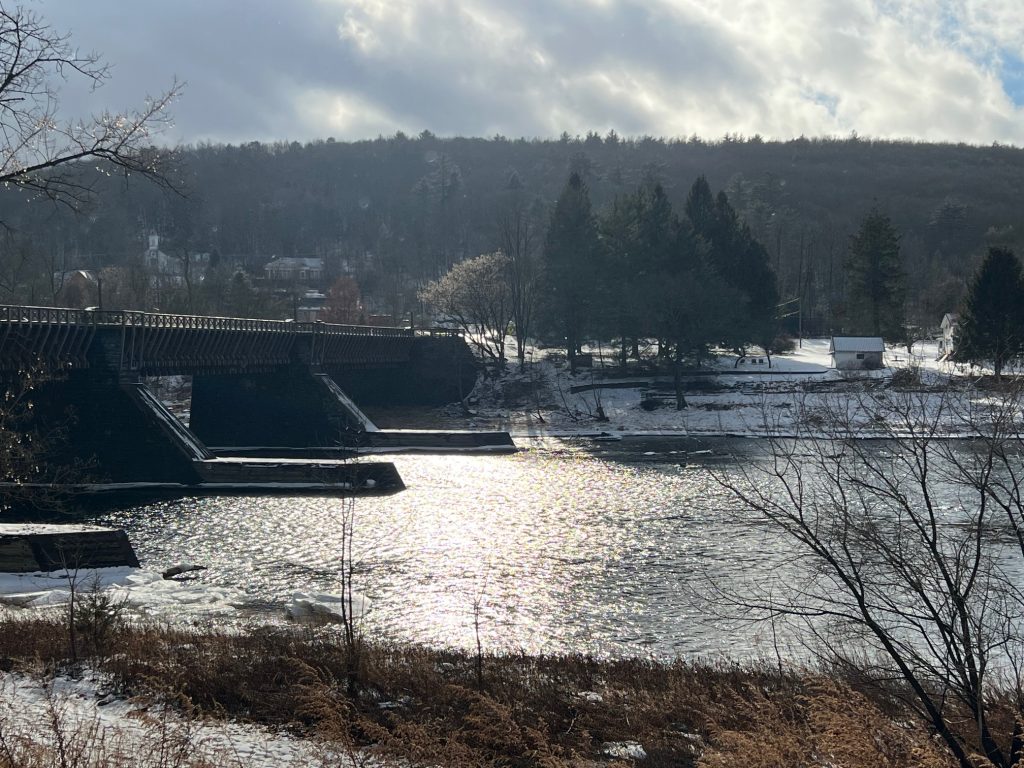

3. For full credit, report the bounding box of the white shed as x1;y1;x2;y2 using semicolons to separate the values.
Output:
830;336;885;370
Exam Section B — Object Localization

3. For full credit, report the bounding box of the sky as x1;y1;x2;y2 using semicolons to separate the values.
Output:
38;0;1024;146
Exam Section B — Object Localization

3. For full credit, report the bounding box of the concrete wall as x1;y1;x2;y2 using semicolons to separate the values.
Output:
190;368;365;448
328;335;477;407
24;371;204;484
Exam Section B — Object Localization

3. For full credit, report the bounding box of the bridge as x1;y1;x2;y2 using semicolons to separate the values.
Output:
0;305;510;501
0;305;441;374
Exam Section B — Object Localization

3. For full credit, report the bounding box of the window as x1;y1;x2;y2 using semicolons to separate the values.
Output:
856;353;865;359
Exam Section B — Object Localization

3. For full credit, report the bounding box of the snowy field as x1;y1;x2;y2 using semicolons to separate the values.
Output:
458;337;1002;439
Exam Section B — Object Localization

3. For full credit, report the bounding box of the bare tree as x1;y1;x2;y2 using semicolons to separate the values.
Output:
419;251;512;370
0;365;88;514
0;5;180;215
713;386;1024;768
498;201;539;368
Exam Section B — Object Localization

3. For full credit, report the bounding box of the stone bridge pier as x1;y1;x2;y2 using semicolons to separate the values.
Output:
190;368;371;448
189;334;486;450
26;368;208;485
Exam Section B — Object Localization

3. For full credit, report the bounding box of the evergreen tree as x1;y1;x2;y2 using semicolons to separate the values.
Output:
684;176;716;236
599;183;676;368
846;208;906;340
598;191;645;367
540;172;601;370
654;218;748;408
684;178;780;357
954;247;1024;380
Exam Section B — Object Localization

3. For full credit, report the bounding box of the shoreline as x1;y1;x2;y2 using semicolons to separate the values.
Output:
0;615;960;768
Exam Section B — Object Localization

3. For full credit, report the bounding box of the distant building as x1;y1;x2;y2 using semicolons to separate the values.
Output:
938;312;959;359
143;233;174;275
263;257;324;284
142;233;209;285
295;290;326;322
830;336;885;370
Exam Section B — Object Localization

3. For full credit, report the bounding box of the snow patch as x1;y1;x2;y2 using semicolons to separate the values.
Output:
601;741;648;760
0;672;362;767
285;591;371;623
0;566;245;619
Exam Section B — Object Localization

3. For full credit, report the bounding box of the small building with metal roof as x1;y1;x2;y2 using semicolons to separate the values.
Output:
829;336;885;370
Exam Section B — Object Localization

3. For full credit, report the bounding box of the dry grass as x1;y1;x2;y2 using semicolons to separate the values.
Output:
0;614;965;768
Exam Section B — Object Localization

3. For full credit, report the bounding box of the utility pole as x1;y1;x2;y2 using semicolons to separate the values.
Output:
777;297;802;348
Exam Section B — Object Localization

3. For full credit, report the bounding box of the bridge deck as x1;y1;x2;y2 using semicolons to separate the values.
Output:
0;305;453;375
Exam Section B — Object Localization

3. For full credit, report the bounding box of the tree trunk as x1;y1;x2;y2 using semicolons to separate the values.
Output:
674;346;688;410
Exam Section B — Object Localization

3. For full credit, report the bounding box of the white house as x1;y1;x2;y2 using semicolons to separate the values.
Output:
830;336;885;370
937;312;959;359
143;233;175;275
142;233;209;285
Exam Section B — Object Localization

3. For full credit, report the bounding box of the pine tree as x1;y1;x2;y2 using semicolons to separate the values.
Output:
540;172;601;370
846;208;906;340
954;247;1024;380
599;183;678;367
684;178;779;357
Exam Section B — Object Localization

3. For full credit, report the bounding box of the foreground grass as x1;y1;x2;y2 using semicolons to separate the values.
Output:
0;615;960;767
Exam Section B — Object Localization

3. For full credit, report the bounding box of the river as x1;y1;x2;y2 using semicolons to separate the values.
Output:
94;436;818;659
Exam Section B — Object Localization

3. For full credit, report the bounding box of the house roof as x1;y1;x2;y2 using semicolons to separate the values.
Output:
264;257;323;270
53;269;99;284
829;336;884;353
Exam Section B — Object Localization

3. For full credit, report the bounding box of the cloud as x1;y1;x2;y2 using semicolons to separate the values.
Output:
36;0;1024;144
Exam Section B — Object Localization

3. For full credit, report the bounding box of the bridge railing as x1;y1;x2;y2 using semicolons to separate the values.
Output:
0;305;101;325
415;327;465;338
0;305;98;370
304;321;415;366
113;311;301;373
0;305;457;373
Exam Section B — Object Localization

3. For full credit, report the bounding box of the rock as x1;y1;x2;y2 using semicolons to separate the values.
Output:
162;564;208;580
578;690;603;703
601;741;647;761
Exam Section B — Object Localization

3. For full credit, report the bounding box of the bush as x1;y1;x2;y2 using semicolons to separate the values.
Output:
889;367;921;389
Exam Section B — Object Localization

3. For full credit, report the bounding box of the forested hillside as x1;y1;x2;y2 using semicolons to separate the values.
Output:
1;132;1021;333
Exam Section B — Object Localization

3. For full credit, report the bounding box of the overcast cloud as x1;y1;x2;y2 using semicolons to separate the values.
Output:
38;0;1024;145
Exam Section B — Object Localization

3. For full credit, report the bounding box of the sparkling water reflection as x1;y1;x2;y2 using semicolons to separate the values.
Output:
99;437;803;659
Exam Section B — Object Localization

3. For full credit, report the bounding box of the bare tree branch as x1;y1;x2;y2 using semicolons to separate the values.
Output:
0;6;181;219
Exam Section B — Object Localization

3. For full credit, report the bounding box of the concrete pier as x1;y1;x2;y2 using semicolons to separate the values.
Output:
0;524;139;572
192;363;515;454
14;370;405;501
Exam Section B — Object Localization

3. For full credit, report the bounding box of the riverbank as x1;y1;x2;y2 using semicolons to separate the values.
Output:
0;615;958;768
365;338;1006;440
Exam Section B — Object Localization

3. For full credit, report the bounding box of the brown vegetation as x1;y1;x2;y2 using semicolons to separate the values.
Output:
0;615;963;767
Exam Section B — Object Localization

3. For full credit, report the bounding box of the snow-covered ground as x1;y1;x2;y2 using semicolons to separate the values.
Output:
451;337;1002;439
0;564;369;625
0;564;374;765
0;671;363;767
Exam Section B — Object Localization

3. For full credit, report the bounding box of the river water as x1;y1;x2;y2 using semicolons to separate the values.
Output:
93;437;844;659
